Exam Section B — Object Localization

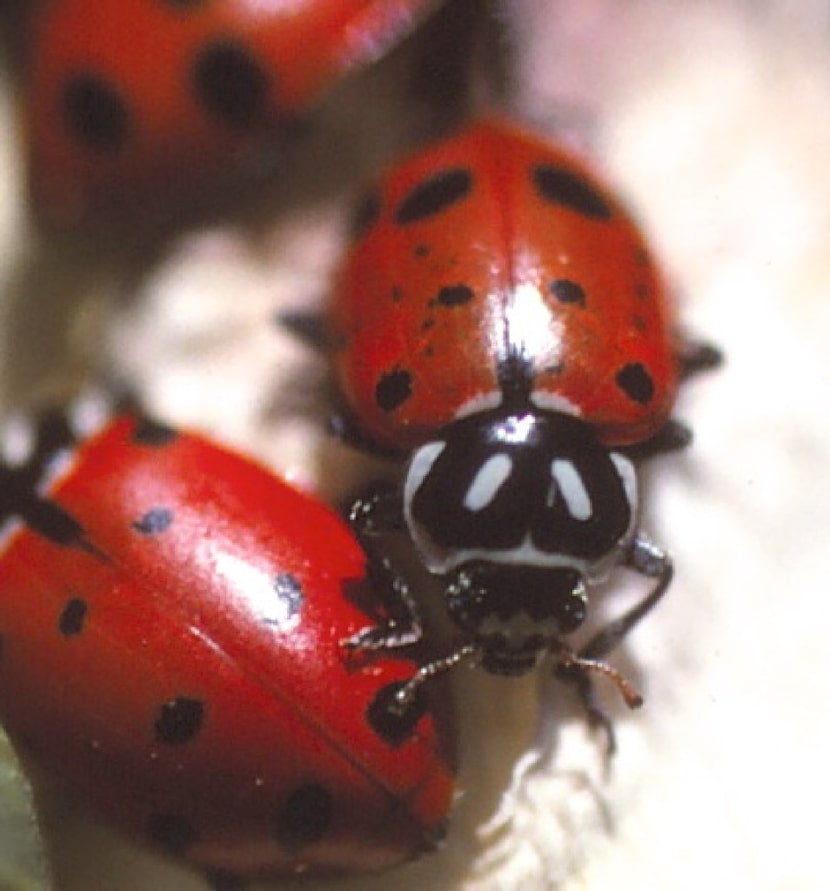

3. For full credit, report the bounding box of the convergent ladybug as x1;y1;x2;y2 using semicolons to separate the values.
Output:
25;0;443;225
324;117;720;734
0;402;454;879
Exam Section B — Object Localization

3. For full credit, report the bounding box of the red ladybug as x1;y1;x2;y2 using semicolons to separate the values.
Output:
326;118;719;731
0;403;455;879
25;0;443;225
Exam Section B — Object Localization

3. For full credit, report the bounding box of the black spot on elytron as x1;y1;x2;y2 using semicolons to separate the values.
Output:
154;697;204;745
391;285;403;303
549;279;586;307
413;243;431;259
395;168;473;225
532;163;613;220
131;419;178;447
61;73;130;153
266;573;304;626
59;598;87;637
191;40;271;129
147;812;198;853
616;362;655;404
366;681;429;747
375;368;413;413
132;507;174;535
350;191;381;240
434;284;474;307
276;784;334;851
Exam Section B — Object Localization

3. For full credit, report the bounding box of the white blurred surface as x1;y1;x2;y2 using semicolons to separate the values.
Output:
0;2;827;889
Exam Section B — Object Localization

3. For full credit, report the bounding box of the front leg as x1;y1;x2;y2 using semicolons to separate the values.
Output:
620;418;693;460
345;549;425;653
343;483;424;653
347;481;407;537
0;405;103;556
555;535;672;753
579;534;672;662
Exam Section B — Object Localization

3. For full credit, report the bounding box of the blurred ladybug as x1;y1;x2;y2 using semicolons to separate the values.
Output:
24;0;444;225
322;118;720;733
0;399;455;880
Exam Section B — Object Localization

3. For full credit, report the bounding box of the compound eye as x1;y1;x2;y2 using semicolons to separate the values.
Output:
556;583;587;633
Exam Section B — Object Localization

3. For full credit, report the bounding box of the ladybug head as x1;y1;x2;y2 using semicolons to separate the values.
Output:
402;409;639;674
444;562;587;675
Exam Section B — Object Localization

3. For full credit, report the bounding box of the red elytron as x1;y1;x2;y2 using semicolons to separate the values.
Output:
332;117;679;453
25;0;443;224
0;408;454;878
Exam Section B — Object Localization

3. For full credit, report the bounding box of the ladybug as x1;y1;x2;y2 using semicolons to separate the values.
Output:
323;118;720;732
0;401;455;880
25;0;443;225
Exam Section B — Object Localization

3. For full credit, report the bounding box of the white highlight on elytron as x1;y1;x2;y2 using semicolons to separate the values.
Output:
211;550;299;629
463;453;513;512
504;281;560;363
551;458;592;520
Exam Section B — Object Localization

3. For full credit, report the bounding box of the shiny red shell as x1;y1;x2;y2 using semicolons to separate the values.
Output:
0;415;454;877
331;118;679;451
26;0;443;224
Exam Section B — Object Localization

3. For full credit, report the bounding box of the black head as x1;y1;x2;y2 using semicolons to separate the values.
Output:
445;562;587;675
403;409;638;673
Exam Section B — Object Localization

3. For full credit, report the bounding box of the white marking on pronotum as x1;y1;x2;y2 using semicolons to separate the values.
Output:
551;458;592;520
463;453;513;512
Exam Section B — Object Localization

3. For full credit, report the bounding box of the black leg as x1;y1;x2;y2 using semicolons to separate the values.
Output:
620;418;693;460
329;410;403;458
555;659;620;755
1;408;75;488
347;482;406;536
579;535;672;662
619;337;720;462
343;483;424;653
676;337;723;380
276;308;330;351
383;642;479;716
554;536;672;753
0;404;109;557
344;549;425;653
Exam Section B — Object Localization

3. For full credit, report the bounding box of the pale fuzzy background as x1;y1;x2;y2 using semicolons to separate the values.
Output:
0;1;828;890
